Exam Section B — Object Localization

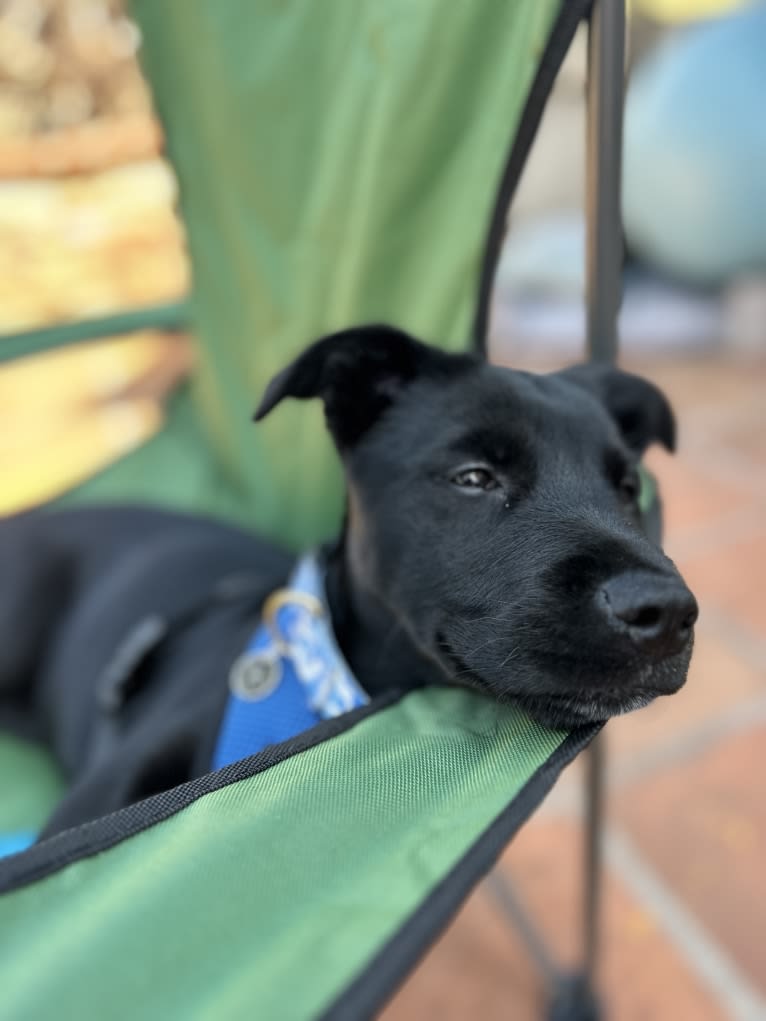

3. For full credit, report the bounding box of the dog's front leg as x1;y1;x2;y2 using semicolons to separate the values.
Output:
36;744;149;841
0;515;72;702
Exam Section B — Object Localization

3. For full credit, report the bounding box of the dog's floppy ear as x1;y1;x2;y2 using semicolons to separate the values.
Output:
254;324;459;449
562;363;676;454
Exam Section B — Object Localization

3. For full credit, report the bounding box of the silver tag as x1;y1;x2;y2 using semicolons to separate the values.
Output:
228;650;282;702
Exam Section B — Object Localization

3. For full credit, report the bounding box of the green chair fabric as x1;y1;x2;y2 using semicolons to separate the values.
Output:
0;2;602;1015
0;690;594;1021
64;0;563;550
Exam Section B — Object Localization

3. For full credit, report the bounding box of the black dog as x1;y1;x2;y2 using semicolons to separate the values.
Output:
0;325;697;837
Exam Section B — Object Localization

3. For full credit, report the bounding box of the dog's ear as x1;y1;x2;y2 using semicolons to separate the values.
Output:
254;324;459;449
562;363;676;454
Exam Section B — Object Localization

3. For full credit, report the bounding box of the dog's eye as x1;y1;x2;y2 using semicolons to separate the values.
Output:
618;470;641;504
451;466;499;491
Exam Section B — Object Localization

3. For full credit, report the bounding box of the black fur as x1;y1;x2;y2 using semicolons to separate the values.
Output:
254;325;471;449
0;324;697;837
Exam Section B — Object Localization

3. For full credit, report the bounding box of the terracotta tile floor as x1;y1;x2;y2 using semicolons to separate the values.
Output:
383;352;766;1021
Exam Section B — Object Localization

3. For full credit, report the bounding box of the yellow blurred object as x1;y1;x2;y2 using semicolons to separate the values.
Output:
0;157;190;515
0;0;149;139
0;113;162;179
0;161;187;332
0;333;172;514
631;0;752;22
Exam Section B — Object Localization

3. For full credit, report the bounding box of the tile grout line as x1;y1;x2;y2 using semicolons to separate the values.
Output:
607;693;766;790
680;448;766;499
681;449;766;497
605;826;766;1021
664;505;766;563
703;608;766;675
541;693;766;817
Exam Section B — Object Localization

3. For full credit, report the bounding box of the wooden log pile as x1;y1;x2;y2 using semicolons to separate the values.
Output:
0;0;161;177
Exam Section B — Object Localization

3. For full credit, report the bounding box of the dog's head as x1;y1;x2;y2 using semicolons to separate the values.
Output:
255;325;697;727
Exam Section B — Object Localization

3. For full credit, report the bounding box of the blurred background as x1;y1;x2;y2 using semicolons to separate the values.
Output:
1;0;764;1018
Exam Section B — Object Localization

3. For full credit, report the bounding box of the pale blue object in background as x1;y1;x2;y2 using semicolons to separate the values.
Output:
623;4;766;284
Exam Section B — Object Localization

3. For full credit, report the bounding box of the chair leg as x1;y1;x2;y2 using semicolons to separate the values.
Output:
534;733;605;1021
584;731;606;987
485;870;560;988
487;733;607;1021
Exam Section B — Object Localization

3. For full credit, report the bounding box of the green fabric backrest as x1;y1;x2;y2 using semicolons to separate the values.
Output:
0;690;591;1020
64;0;561;550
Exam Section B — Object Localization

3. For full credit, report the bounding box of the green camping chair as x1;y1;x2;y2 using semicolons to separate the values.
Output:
0;2;641;1017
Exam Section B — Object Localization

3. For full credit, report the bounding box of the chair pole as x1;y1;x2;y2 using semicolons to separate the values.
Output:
583;0;625;996
585;0;625;366
583;730;606;985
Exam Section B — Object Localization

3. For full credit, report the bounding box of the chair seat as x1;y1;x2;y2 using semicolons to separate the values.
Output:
0;687;595;1020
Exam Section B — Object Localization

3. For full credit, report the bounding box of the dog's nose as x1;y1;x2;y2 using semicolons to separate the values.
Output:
599;572;698;658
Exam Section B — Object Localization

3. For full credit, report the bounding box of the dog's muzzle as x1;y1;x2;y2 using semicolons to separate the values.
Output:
596;570;698;684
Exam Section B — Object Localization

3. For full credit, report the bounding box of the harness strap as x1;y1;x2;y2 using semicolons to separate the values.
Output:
95;572;267;716
211;554;369;770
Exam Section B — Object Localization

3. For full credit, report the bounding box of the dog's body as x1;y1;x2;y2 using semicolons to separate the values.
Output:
0;326;697;838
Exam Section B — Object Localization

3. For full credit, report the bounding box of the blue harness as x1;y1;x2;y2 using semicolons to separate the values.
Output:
211;554;369;770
